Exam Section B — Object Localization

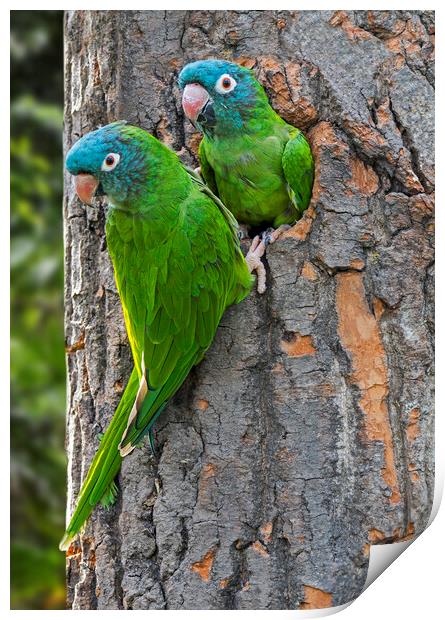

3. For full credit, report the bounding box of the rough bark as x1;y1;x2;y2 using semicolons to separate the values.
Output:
63;10;434;610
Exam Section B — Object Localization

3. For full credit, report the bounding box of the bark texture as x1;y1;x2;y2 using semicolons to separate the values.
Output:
63;10;434;610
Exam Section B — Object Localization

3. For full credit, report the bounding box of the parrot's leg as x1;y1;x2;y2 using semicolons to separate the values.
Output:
245;235;267;294
261;224;292;246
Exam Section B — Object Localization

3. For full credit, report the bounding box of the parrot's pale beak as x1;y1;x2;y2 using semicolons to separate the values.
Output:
74;173;100;206
182;83;210;122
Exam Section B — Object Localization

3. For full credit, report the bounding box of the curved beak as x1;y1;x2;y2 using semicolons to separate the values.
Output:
74;174;99;206
182;83;210;123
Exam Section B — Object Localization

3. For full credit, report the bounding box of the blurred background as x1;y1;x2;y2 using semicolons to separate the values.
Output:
10;11;65;609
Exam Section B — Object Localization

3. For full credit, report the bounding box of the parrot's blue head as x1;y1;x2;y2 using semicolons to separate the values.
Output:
178;59;268;136
66;121;151;206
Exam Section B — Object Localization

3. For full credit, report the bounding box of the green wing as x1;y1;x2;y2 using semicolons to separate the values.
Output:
282;128;314;220
198;139;218;194
187;169;253;304
117;187;251;455
186;166;241;246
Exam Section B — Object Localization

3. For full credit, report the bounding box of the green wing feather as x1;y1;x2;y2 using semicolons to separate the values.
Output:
186;166;241;247
198;139;218;194
281;128;315;220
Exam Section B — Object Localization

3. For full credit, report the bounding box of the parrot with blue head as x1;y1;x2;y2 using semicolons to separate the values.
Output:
178;59;314;239
60;121;260;550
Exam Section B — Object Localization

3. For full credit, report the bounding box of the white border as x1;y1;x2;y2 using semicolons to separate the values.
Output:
5;2;441;617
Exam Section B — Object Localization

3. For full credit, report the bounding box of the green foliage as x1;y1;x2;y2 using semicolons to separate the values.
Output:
11;11;66;610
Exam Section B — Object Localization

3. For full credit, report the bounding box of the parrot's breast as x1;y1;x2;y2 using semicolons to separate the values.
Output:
205;133;293;227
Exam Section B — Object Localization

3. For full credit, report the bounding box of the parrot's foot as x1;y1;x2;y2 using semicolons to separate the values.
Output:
245;235;267;294
261;224;292;246
246;225;291;293
194;166;201;176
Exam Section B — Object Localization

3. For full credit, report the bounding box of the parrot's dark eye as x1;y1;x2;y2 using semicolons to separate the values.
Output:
101;152;121;172
215;73;237;94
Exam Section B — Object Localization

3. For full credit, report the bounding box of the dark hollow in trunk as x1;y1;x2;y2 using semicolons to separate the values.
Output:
63;10;434;610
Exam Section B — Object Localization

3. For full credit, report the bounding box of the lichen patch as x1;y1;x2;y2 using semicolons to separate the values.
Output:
281;332;316;357
301;261;318;281
348;156;379;195
299;585;333;609
191;548;217;582
406;408;421;442
336;272;401;504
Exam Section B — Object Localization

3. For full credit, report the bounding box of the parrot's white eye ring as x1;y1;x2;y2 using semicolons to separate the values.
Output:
101;153;120;172
215;74;237;94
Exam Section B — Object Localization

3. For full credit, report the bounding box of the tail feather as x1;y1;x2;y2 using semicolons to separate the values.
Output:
118;352;198;456
100;479;119;508
59;367;140;551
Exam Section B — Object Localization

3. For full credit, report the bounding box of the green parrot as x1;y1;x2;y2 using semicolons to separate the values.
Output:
178;59;315;238
60;121;260;550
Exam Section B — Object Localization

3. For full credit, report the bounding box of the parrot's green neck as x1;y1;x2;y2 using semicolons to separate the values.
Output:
206;102;284;141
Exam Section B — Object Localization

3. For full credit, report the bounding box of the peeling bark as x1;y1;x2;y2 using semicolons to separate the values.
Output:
63;10;434;610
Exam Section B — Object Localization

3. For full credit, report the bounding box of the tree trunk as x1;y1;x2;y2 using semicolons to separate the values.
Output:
63;10;434;610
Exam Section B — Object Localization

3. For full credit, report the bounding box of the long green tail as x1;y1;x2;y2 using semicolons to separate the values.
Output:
59;367;140;551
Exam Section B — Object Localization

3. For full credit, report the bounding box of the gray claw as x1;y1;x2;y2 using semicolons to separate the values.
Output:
261;228;274;247
237;223;251;241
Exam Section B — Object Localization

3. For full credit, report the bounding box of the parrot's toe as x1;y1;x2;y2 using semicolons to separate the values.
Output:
245;235;267;294
261;224;291;246
261;227;274;246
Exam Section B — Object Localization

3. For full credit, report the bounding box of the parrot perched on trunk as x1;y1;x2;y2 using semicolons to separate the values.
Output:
178;59;315;237
60;121;259;550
